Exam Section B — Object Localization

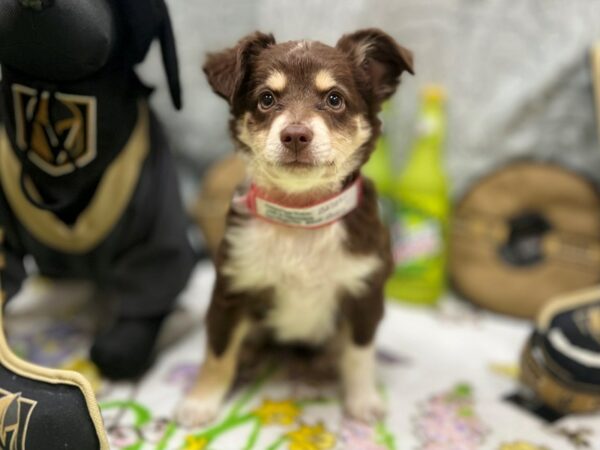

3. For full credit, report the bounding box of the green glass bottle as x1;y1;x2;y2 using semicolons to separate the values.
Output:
386;85;450;305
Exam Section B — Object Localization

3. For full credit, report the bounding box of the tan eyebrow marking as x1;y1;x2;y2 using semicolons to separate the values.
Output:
314;70;337;92
265;71;287;92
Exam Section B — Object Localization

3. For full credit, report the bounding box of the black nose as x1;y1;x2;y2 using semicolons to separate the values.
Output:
280;125;313;152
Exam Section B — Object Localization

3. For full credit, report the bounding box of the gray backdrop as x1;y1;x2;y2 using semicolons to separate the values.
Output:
138;0;600;202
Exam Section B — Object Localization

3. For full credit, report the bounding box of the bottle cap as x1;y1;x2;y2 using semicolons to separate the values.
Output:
422;85;447;102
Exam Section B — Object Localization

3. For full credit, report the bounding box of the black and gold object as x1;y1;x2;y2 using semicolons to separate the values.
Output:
0;0;195;384
450;162;600;318
520;286;600;415
0;232;109;449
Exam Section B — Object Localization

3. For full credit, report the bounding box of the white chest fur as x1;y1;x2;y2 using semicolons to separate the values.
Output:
221;219;381;344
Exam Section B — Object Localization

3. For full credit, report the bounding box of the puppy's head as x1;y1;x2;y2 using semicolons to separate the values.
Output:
204;29;413;194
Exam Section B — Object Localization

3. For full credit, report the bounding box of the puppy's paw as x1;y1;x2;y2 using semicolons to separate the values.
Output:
343;388;387;424
174;394;222;428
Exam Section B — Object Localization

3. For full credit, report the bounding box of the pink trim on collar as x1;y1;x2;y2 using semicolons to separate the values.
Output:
233;177;363;229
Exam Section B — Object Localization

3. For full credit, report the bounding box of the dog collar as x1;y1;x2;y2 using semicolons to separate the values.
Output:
234;177;362;229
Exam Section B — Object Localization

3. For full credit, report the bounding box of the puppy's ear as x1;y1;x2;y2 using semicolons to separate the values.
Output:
337;29;414;102
203;32;275;104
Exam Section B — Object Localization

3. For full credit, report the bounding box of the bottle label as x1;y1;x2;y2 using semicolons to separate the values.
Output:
391;206;442;275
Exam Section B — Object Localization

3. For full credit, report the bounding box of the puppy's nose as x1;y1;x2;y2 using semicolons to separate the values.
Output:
280;125;313;152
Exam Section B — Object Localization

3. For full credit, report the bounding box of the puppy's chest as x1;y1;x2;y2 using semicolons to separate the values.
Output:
221;219;380;343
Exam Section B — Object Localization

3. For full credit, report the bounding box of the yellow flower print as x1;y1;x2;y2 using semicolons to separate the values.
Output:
253;399;301;425
499;442;549;450
287;422;336;450
184;435;209;450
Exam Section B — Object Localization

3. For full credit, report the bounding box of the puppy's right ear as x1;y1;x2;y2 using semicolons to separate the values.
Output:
203;32;275;104
337;29;413;103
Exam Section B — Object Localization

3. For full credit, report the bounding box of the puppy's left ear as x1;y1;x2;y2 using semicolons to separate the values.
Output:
337;29;414;102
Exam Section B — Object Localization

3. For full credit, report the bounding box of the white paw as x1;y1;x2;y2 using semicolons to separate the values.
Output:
174;394;222;428
344;388;387;424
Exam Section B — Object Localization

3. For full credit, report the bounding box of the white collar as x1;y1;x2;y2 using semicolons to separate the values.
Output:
233;177;362;229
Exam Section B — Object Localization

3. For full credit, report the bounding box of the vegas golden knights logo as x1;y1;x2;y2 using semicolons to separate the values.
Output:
0;389;36;450
11;83;97;176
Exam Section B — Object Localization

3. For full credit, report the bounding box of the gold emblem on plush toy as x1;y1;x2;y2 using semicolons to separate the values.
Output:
11;83;97;176
0;389;36;450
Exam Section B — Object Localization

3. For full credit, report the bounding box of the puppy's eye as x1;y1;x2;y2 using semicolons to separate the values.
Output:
326;91;344;109
258;91;276;110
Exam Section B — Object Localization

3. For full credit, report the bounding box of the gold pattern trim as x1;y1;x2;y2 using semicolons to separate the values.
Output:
0;388;37;450
0;103;149;254
0;292;109;448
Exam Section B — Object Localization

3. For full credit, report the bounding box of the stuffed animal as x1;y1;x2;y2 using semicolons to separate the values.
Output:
520;285;600;414
0;0;195;384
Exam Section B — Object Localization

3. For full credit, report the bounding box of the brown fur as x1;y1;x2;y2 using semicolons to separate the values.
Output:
177;29;413;427
207;175;393;355
204;29;413;167
341;177;393;345
204;25;411;380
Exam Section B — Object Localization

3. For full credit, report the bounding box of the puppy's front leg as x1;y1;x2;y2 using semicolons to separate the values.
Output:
340;286;386;423
175;283;249;428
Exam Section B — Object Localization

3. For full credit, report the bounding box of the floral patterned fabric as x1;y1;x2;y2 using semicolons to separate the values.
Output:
5;263;600;450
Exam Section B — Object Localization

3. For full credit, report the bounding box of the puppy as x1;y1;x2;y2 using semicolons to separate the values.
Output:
177;29;413;427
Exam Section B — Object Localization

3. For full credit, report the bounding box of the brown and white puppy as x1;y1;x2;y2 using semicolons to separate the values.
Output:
176;29;413;427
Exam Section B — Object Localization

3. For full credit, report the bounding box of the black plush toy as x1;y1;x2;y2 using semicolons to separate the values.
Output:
0;0;194;380
520;287;600;416
0;0;195;446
